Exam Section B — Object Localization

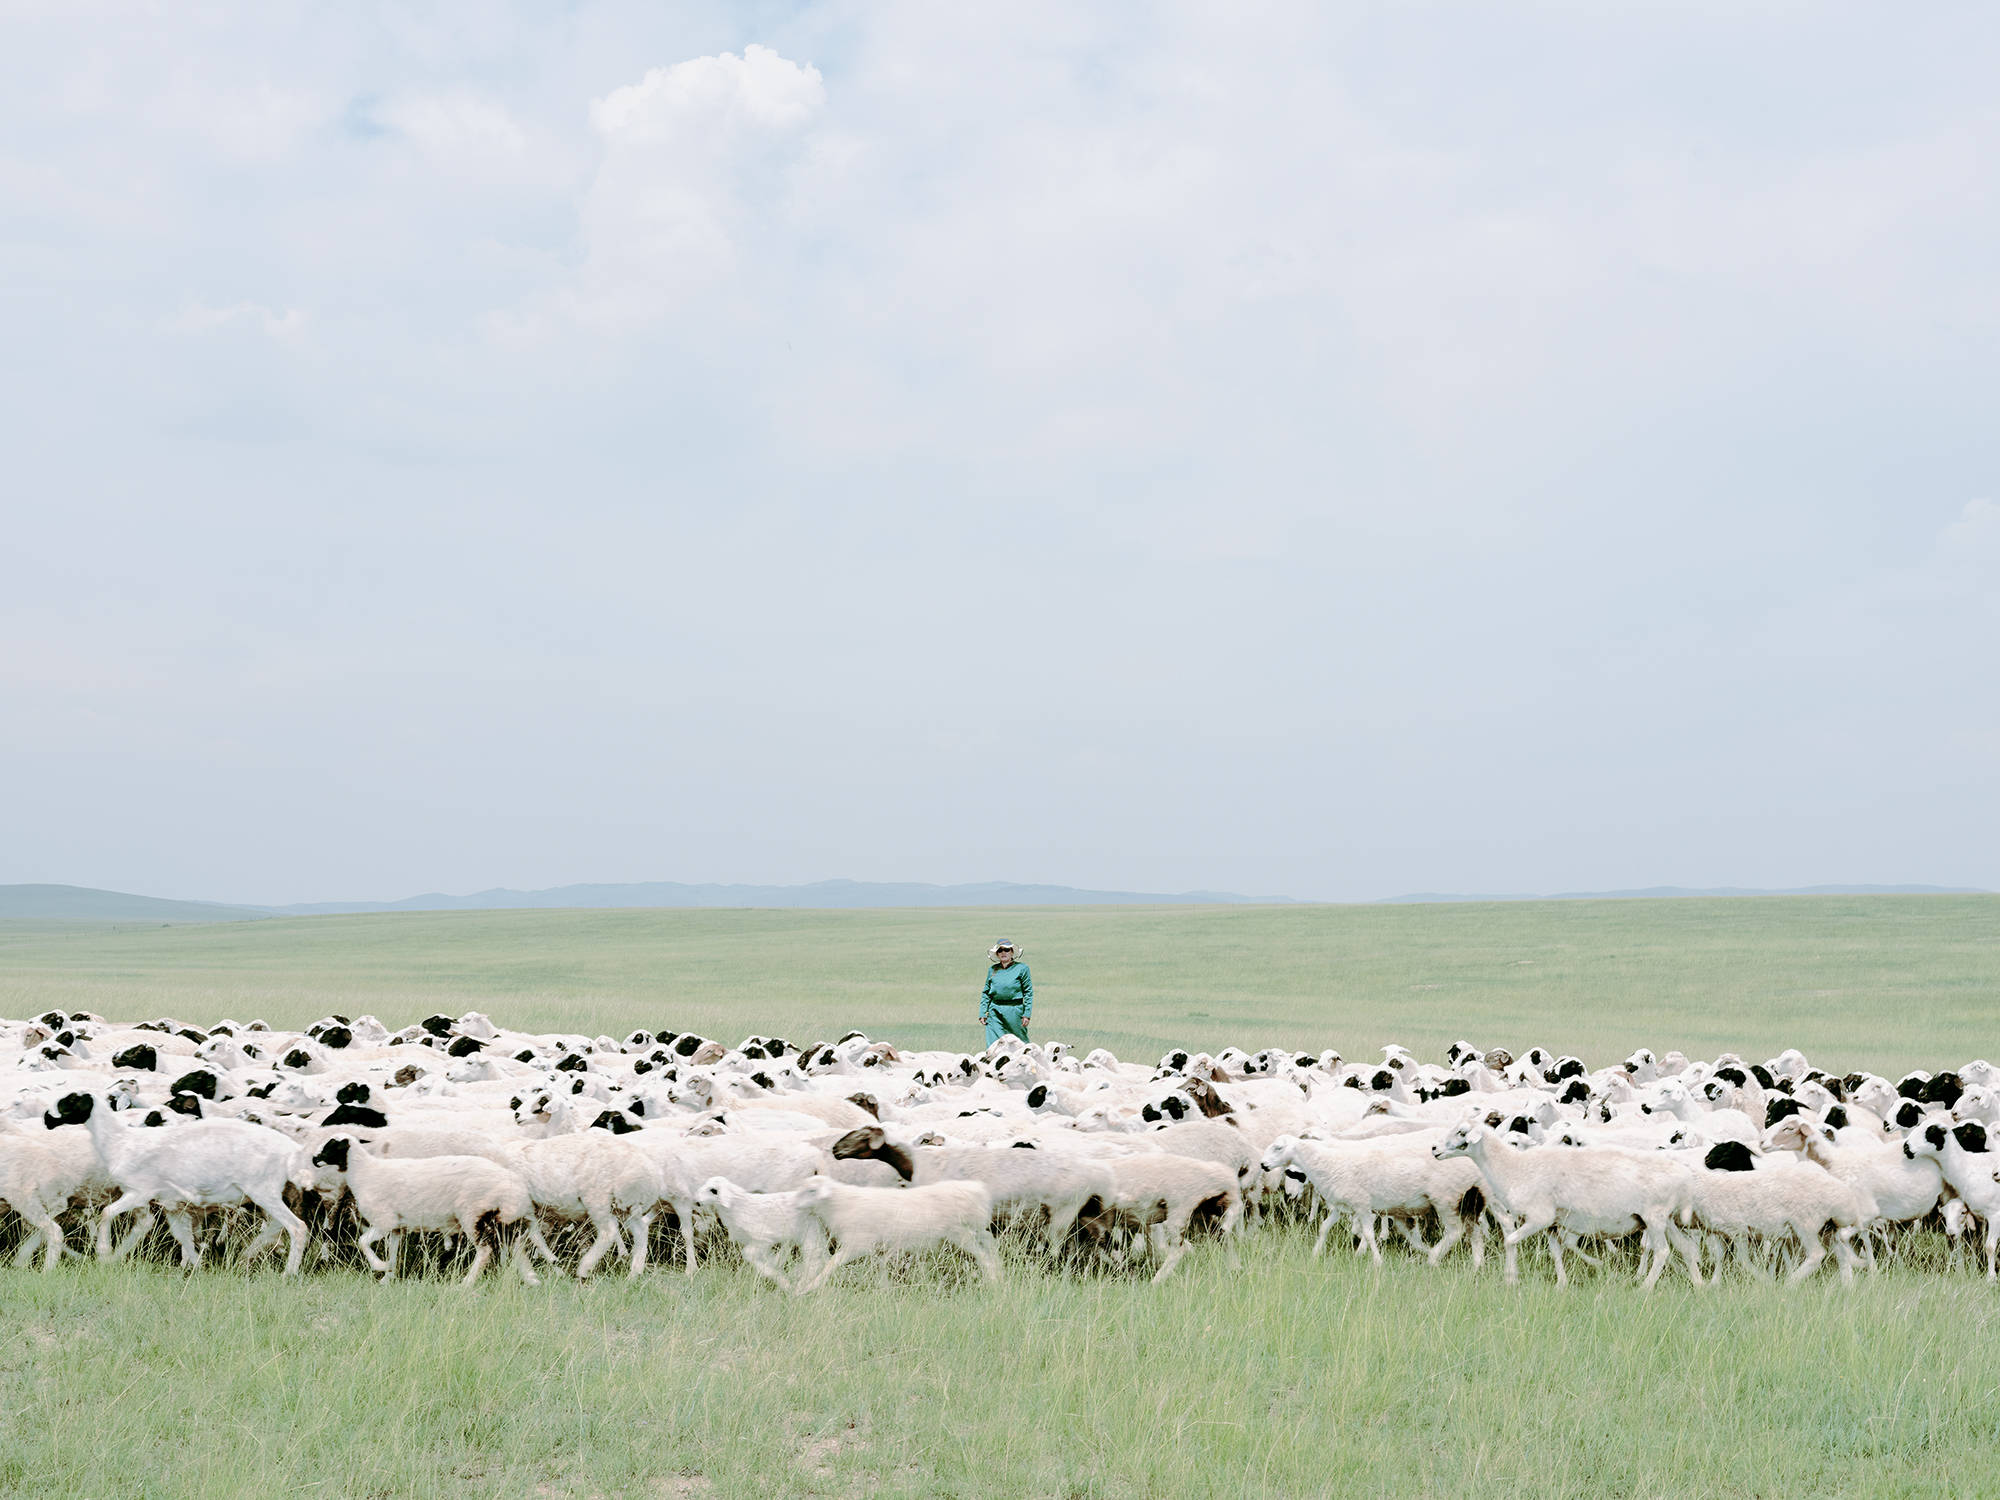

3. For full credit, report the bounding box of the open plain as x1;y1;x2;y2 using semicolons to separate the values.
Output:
2;895;1997;1499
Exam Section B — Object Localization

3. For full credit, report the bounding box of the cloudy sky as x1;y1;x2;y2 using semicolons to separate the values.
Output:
3;2;1995;904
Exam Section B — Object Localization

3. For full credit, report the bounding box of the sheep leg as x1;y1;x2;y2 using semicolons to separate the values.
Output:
668;1197;698;1272
1390;1216;1432;1254
1358;1214;1384;1266
576;1212;624;1279
1219;1195;1243;1270
1983;1219;1999;1282
1044;1199;1084;1259
96;1193;151;1260
789;1224;829;1286
245;1187;309;1276
457;1212;497;1284
740;1242;794;1292
14;1198;65;1272
163;1208;202;1269
1425;1215;1466;1268
12;1230;47;1269
524;1217;565;1272
1310;1207;1338;1257
356;1224;394;1276
239;1218;285;1266
1148;1226;1192;1283
1639;1224;1672;1291
1831;1228;1860;1286
462;1239;494;1284
1498;1213;1554;1286
1561;1234;1604;1269
953;1225;1002;1283
1664;1221;1705;1287
507;1224;543;1285
1736;1235;1774;1281
793;1242;864;1295
1546;1231;1568;1288
625;1210;652;1277
1786;1231;1828;1284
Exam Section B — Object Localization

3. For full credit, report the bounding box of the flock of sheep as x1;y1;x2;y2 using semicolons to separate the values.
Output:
3;1006;1997;1291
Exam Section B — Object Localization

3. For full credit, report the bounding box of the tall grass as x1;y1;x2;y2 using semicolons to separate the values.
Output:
3;897;1997;1497
4;1226;1997;1499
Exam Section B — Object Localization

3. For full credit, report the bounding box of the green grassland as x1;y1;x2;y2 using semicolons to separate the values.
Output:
4;894;1996;1072
3;897;1998;1499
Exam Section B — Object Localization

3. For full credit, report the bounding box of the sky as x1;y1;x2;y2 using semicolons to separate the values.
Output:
2;2;1996;905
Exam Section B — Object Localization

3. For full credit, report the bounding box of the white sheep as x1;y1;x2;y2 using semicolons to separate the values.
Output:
827;1125;1115;1256
692;1176;827;1290
1101;1152;1243;1282
43;1091;313;1274
1260;1132;1489;1268
1680;1147;1869;1285
1763;1115;1940;1263
0;1132;71;1269
505;1131;663;1279
1902;1121;2000;1279
789;1176;999;1292
309;1134;541;1284
1432;1121;1701;1289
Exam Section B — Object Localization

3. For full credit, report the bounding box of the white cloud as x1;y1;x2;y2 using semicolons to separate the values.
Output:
376;92;571;188
163;301;306;339
561;45;827;329
589;45;825;144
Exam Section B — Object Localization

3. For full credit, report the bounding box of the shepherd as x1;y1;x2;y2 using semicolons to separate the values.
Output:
980;939;1032;1046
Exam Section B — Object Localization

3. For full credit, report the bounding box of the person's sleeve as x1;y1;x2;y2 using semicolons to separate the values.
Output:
1021;966;1033;1019
980;971;992;1018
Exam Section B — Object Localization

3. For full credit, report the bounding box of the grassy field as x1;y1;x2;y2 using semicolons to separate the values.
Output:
3;894;1996;1072
3;897;1998;1499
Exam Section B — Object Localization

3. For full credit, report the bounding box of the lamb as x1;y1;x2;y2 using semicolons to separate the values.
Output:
1261;1132;1490;1268
1902;1121;2000;1279
628;1129;898;1271
828;1125;1114;1255
309;1135;540;1284
692;1176;827;1291
43;1092;314;1274
789;1177;999;1292
1432;1121;1701;1289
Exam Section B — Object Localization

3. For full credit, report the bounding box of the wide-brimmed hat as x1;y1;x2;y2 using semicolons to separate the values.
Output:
989;939;1020;958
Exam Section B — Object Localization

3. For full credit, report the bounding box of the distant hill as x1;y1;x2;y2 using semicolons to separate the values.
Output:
270;879;1291;915
0;884;268;923
1378;884;1987;903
